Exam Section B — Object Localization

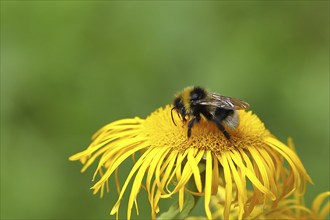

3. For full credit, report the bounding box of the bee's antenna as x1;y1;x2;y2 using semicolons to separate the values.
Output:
171;107;177;126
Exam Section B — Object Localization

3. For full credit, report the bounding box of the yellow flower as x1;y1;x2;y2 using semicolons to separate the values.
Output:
200;140;328;220
209;186;329;220
310;191;330;219
69;105;312;219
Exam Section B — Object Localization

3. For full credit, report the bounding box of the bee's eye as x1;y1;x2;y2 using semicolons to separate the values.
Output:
190;87;206;101
191;93;200;100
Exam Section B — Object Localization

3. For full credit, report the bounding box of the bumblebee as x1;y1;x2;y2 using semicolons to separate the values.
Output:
171;86;250;139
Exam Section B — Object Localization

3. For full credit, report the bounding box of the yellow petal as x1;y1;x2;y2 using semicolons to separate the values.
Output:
204;151;212;219
188;150;204;193
217;153;232;220
312;191;330;218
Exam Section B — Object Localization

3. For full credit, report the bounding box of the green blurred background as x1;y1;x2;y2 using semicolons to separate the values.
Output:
1;1;329;219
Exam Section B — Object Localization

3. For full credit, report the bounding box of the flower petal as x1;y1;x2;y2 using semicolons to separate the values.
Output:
204;151;212;219
217;153;232;220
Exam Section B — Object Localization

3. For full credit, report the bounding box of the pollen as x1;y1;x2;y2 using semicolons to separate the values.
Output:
144;105;270;154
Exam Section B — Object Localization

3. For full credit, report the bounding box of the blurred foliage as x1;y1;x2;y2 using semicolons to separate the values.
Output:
1;1;329;219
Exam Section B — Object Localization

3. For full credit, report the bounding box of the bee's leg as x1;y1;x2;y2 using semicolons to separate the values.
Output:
187;115;201;138
201;110;230;139
212;117;230;139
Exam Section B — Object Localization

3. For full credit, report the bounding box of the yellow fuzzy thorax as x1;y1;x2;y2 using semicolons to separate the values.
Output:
176;86;194;113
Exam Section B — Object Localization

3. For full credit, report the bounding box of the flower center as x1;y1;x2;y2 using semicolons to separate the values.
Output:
143;105;270;154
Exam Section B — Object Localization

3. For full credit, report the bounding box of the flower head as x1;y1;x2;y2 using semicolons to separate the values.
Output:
208;187;329;220
69;105;312;219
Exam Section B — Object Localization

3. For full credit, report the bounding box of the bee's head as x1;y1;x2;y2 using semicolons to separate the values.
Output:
171;97;186;126
190;87;207;101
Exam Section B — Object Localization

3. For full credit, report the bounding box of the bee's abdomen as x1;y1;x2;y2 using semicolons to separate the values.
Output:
222;110;239;130
214;108;239;130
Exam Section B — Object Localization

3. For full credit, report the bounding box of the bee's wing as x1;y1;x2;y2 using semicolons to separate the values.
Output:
197;93;250;110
